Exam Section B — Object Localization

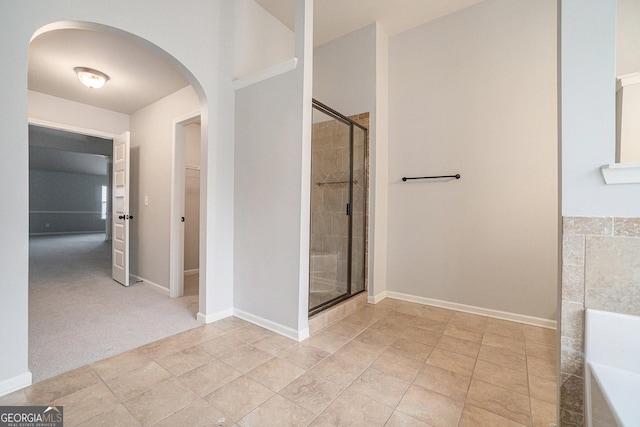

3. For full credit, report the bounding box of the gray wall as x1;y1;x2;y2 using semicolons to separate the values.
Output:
29;169;107;234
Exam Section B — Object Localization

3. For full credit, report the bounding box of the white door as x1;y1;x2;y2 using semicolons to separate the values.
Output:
112;131;131;286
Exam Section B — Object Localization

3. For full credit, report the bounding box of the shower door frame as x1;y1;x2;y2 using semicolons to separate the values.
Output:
309;99;368;316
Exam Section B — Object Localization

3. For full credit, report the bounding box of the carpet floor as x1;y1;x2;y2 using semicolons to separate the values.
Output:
29;233;200;383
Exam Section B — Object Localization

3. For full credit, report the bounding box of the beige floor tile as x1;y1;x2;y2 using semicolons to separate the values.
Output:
449;312;488;333
370;350;423;382
473;359;529;396
401;325;441;346
177;359;242;397
52;381;120;427
176;324;226;346
304;330;350;353
218;344;274;373
211;316;250;332
232;324;273;344
103;361;173;401
368;318;409;337
246;357;306;392
346;367;411;407
385;311;419;327
315;389;394;426
412;317;449;334
419;305;456;323
528;373;557;404
443;324;484;343
387;338;433;362
477;344;527;372
333;339;385;368
205;376;274;423
393;301;427;317
343;311;381;327
281;343;330;370
308;354;368;386
485;318;525;340
436;335;480;358
482;333;526;355
459;404;527;427
137;333;198;361
91;349;151;380
413;363;471;403
16;366;101;405
325;319;367;339
384;411;431;427
426;348;476;376
196;334;249;358
156;346;213;376
524;325;557;348
239;394;315;427
154;399;231;427
466;379;531;426
525;341;556;361
530;397;558;427
353;328;396;347
527;354;557;380
396;384;463;427
280;372;346;414
75;403;140;427
123;378;197;426
75;403;141;427
250;333;297;355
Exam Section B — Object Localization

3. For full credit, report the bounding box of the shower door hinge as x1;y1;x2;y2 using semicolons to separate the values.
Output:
346;203;351;216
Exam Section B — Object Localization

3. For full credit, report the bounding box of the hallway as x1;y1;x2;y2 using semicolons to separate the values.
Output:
29;234;200;382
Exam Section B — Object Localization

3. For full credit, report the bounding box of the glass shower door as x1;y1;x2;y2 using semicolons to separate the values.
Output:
349;125;367;295
309;107;351;312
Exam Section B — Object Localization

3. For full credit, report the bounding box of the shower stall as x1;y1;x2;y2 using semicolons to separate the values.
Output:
309;99;367;316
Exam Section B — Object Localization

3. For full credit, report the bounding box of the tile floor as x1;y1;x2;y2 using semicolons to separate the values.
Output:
0;298;558;426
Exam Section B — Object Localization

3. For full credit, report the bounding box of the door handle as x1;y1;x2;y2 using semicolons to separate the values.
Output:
181;217;185;222
118;215;134;220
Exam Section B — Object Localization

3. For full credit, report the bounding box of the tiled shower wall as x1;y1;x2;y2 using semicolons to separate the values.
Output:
560;216;640;425
310;113;369;292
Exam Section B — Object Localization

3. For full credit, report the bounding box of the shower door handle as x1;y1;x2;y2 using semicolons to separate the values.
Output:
346;203;351;216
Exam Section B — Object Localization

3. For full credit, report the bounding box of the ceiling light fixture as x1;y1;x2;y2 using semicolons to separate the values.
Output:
74;67;109;89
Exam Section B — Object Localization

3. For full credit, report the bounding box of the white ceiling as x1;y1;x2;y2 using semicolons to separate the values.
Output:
255;0;483;46
28;29;189;115
27;2;482;115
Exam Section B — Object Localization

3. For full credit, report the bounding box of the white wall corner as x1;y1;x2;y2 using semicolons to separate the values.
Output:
600;162;640;184
197;308;234;325
0;371;32;398
368;291;387;304
234;308;309;341
232;58;298;91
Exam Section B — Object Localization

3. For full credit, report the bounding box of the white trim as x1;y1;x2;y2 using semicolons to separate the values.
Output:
29;231;105;236
29;211;102;214
0;371;32;397
232;58;298;91
233;308;309;342
368;291;387;304
131;275;170;296
197;309;234;325
616;72;640;92
600;163;640;184
184;269;199;276
386;291;557;329
28;118;118;139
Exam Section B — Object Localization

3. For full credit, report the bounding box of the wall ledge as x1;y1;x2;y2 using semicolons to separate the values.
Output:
0;371;32;397
600;162;640;184
232;58;298;91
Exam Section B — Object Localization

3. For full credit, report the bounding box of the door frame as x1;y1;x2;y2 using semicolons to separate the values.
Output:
169;111;201;298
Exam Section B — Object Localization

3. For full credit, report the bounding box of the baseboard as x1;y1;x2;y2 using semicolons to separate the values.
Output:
233;308;309;342
368;291;387;304
184;269;199;276
131;275;170;296
0;371;32;397
386;291;557;330
29;231;105;236
197;308;234;324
